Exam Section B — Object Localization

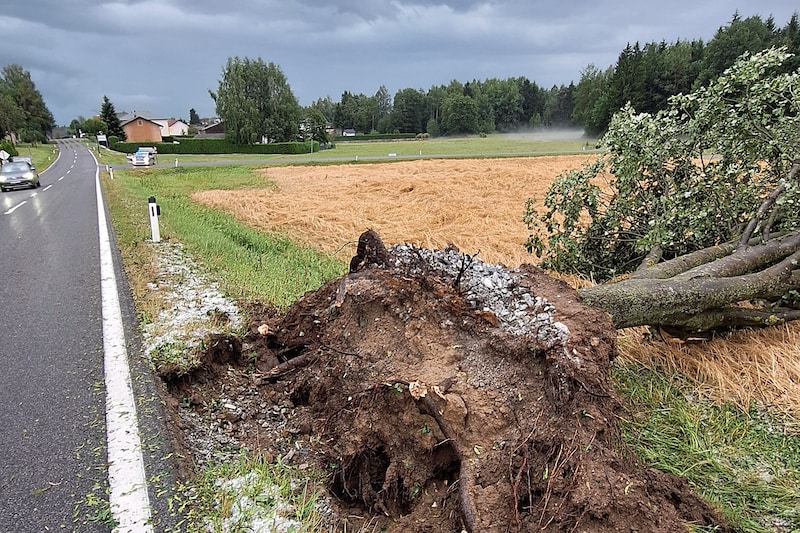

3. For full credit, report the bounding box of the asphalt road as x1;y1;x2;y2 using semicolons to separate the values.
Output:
0;140;176;532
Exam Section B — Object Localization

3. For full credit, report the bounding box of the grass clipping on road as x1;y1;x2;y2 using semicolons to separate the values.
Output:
192;155;800;422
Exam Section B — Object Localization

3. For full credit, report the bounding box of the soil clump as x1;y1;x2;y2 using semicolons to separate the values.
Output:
164;230;729;532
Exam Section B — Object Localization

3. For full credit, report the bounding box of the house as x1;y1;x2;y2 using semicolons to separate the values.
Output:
196;121;225;139
167;119;190;136
118;110;169;134
121;115;163;143
342;128;357;137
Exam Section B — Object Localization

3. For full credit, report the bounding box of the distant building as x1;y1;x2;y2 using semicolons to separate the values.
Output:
167;119;190;136
121;115;163;143
118;110;170;133
197;121;225;139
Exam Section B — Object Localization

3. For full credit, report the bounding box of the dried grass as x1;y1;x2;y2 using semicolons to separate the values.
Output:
192;156;800;419
192;156;594;267
618;324;800;424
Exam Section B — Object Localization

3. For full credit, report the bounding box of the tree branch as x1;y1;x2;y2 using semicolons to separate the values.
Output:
738;159;800;249
676;230;800;280
657;306;800;332
737;182;786;250
635;245;663;273
630;242;737;279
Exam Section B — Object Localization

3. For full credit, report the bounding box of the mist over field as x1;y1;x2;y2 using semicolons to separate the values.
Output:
505;128;590;141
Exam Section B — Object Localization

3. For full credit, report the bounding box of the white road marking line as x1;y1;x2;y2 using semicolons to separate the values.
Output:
42;185;53;192
94;164;154;532
4;200;27;215
58;176;64;181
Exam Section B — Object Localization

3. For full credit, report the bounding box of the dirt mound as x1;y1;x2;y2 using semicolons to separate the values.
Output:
167;231;729;532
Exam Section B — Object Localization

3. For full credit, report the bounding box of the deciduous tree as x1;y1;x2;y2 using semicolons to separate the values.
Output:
302;108;329;144
391;88;426;133
525;47;800;333
82;117;106;136
210;57;300;144
441;94;478;134
0;64;54;144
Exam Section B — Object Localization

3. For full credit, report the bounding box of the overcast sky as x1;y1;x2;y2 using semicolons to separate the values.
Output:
1;1;797;125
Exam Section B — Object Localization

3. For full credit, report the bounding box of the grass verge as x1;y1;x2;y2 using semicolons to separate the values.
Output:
613;360;800;532
168;453;327;533
11;142;59;171
103;164;345;315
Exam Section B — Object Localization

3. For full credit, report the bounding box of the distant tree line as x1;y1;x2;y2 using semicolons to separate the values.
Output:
573;12;800;134
211;12;798;144
308;77;570;137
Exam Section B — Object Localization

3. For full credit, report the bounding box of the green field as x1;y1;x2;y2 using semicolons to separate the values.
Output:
97;132;598;166
6;142;59;171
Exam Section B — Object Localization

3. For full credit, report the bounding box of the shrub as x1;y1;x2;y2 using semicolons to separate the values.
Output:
0;139;18;157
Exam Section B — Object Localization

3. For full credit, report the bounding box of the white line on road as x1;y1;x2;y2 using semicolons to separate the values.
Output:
4;200;27;215
42;185;53;192
94;164;154;532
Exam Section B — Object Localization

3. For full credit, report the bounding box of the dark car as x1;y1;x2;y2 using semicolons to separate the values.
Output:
0;160;40;191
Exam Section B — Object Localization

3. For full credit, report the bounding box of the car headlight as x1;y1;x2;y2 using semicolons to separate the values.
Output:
24;172;34;179
0;176;7;183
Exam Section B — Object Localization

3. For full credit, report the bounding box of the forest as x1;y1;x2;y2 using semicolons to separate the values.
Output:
309;12;800;137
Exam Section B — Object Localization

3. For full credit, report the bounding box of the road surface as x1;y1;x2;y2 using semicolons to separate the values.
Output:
0;139;177;532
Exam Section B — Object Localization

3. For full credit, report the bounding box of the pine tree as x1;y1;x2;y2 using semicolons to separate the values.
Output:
100;95;126;141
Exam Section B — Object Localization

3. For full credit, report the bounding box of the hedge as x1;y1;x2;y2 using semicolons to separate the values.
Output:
113;139;318;155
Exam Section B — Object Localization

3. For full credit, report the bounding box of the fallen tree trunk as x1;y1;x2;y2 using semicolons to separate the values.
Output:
579;230;800;332
579;159;800;334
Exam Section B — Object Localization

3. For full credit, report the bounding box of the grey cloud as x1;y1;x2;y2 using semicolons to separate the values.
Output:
0;0;796;124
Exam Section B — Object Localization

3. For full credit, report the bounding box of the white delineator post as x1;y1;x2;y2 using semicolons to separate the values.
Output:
148;196;161;242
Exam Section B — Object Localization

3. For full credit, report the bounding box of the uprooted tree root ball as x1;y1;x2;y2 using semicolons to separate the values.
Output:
164;230;730;532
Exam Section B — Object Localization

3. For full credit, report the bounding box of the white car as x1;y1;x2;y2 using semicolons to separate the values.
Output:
130;147;157;166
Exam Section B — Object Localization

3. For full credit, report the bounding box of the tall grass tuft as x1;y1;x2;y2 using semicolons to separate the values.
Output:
613;360;800;532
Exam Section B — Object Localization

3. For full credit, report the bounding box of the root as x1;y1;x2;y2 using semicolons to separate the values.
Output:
263;351;318;381
418;394;478;533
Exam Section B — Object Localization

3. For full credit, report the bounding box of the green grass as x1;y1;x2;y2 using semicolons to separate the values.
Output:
168;453;327;533
105;164;345;308
326;133;596;159
99;132;599;167
94;144;130;166
12;142;59;171
613;361;800;532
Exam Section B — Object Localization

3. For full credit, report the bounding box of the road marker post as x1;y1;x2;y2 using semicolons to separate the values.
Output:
148;196;161;242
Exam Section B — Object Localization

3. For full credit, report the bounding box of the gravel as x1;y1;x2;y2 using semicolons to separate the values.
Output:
388;243;570;348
